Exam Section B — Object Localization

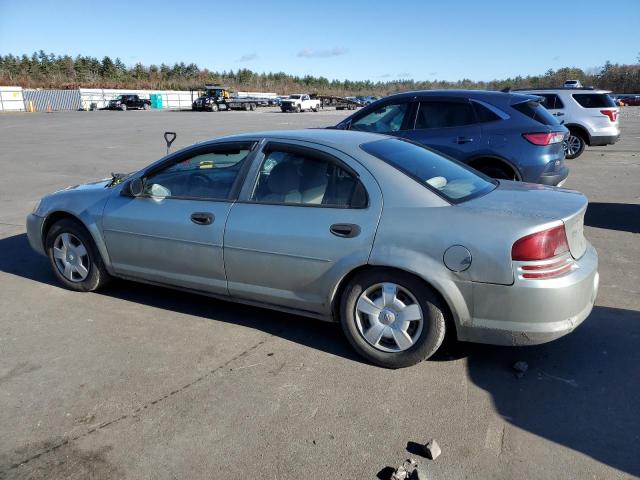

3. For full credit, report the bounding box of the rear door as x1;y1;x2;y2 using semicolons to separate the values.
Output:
399;97;481;159
223;140;382;315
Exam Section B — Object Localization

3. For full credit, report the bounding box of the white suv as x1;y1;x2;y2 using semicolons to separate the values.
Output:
517;88;620;159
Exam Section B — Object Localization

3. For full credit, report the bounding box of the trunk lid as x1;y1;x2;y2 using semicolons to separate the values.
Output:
465;180;588;259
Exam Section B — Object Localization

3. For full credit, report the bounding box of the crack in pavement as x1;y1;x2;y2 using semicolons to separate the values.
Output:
2;335;271;475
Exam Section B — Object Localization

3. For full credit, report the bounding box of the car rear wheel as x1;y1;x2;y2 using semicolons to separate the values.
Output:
295;105;301;113
340;269;446;368
210;104;219;112
564;132;585;159
46;218;111;292
473;162;517;181
143;103;150;110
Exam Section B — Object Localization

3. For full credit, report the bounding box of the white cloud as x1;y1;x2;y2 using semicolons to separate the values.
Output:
297;47;348;58
238;53;258;62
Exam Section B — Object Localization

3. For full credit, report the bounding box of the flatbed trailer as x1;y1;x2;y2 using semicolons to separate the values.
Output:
314;95;362;110
191;85;275;112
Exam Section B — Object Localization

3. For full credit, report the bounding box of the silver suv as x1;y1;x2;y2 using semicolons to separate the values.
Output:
517;88;620;159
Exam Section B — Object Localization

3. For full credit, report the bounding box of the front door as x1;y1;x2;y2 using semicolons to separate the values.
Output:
224;140;382;315
102;141;255;294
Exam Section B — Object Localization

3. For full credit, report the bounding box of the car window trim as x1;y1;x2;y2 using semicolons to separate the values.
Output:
413;97;479;131
243;140;369;209
139;140;259;202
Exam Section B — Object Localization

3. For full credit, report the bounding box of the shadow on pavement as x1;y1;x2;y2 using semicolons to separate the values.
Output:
467;305;640;477
0;233;364;364
585;202;640;233
3;233;640;475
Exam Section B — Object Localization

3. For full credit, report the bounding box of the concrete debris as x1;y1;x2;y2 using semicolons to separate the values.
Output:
512;360;529;378
423;439;441;460
391;459;421;480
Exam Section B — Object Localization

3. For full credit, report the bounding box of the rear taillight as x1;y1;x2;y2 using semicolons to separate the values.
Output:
522;132;565;146
600;109;617;122
512;225;569;261
512;225;574;279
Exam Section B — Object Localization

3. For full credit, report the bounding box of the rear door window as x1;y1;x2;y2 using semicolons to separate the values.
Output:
415;101;476;129
350;102;410;133
534;94;564;109
251;146;367;208
512;101;560;126
572;94;616;108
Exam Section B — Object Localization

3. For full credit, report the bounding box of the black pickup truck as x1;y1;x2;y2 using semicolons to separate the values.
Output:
106;94;151;111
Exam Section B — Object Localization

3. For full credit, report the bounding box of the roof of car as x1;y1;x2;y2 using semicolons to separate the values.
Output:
203;129;388;151
381;89;514;100
515;88;611;94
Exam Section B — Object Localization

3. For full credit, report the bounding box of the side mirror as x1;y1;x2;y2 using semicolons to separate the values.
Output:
122;177;144;197
340;120;352;130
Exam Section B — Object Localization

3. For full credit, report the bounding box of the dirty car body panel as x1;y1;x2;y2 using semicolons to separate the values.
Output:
27;129;598;353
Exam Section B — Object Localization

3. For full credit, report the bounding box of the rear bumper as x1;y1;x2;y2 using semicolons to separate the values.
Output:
589;134;620;146
538;165;569;186
457;244;599;346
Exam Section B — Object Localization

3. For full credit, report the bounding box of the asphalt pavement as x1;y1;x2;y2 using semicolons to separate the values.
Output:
0;107;639;479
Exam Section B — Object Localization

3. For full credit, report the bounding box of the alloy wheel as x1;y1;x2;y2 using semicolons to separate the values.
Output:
564;135;582;156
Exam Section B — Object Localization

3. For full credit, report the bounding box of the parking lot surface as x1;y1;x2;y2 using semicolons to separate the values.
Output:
1;108;639;479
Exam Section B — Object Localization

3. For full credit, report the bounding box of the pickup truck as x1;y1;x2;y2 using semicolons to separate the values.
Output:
107;94;151;111
280;94;320;112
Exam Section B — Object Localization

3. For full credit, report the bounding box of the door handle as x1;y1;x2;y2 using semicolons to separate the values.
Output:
455;136;474;144
553;112;565;117
190;212;214;225
330;223;361;238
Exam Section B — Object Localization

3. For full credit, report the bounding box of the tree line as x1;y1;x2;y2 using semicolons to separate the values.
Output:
1;51;639;95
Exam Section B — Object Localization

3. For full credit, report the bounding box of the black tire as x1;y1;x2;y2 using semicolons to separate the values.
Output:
120;104;127;111
45;218;111;292
564;131;586;159
249;103;256;111
313;105;319;112
295;105;301;113
340;269;446;368
143;103;150;110
210;103;219;112
243;103;250;111
475;163;517;181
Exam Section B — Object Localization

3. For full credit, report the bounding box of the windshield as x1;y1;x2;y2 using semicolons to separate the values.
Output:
114;95;125;100
288;95;301;99
361;138;496;203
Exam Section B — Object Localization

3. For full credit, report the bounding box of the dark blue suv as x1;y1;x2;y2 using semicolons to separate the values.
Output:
333;90;569;185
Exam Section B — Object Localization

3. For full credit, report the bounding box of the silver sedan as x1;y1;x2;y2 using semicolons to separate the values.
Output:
27;130;599;368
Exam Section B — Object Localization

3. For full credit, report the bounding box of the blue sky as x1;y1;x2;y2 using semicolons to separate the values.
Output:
1;0;638;81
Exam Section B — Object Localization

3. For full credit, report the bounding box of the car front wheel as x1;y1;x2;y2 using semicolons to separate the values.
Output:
46;218;111;292
340;269;446;368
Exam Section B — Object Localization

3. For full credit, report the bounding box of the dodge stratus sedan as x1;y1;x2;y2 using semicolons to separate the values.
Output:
27;130;599;368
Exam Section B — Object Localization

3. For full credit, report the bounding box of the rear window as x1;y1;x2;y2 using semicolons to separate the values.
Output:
572;94;616;108
512;100;559;126
361;138;496;203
